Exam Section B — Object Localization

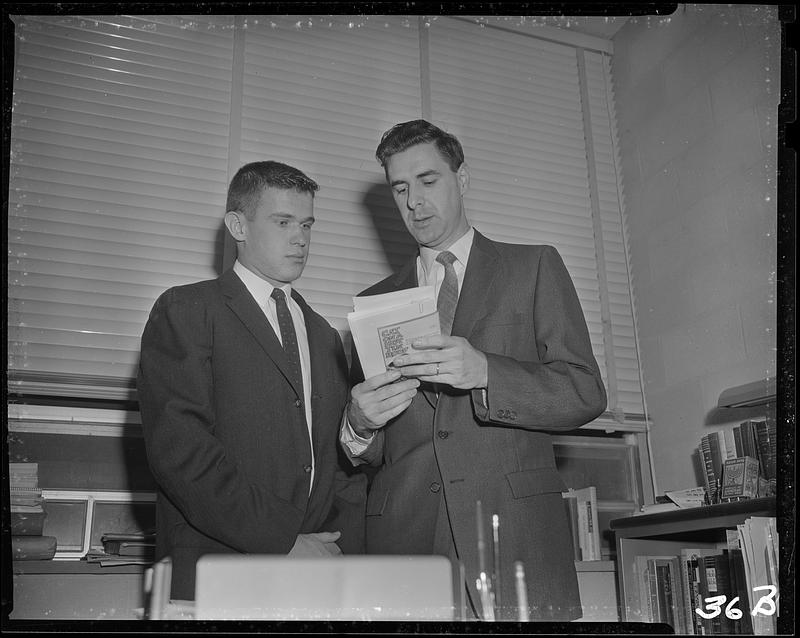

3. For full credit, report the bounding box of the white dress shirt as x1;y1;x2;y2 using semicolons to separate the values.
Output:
233;260;315;490
341;228;476;455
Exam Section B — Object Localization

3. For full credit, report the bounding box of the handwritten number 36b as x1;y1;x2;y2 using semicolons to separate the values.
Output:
695;586;778;619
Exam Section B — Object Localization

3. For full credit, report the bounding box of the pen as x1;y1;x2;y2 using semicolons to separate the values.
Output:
515;560;529;621
476;500;487;578
479;571;495;621
492;513;502;612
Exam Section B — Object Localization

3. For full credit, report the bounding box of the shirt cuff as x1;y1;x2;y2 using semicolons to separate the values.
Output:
340;415;375;456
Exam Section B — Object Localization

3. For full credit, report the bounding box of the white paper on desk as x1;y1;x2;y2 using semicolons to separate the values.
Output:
348;286;440;379
665;487;707;508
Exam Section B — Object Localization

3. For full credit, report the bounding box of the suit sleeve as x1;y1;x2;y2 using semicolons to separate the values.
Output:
137;289;303;554
472;245;607;430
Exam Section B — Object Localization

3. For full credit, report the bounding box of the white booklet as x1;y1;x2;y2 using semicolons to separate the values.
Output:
347;286;440;379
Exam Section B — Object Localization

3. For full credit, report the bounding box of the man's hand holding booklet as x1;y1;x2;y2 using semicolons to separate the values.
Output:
347;286;441;379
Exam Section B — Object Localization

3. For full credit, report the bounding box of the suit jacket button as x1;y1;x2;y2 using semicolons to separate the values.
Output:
295;399;302;408
437;430;450;439
429;482;441;493
303;465;312;473
496;409;505;418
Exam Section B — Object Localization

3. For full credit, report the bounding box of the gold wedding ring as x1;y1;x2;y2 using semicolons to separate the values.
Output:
435;363;440;375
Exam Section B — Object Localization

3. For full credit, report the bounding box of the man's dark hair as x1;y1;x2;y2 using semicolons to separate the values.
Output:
375;119;465;172
226;161;319;219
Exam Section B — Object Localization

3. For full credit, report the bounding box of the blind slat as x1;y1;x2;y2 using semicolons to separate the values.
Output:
7;14;644;417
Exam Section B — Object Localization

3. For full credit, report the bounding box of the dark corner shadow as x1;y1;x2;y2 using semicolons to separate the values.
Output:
362;181;418;272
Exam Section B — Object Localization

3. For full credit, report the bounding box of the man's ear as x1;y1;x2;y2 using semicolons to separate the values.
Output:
224;210;247;241
457;163;470;196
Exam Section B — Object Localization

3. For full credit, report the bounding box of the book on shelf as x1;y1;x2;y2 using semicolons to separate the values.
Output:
347;286;440;379
561;486;600;561
699;419;776;504
86;541;156;565
633;554;683;628
562;491;582;561
727;547;754;635
11;535;57;560
700;434;719;504
102;532;156;557
738;516;778;636
721;456;760;502
9;462;45;535
651;556;684;633
680;547;723;635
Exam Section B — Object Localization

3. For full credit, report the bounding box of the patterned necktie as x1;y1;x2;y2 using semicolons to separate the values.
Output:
436;251;458;336
271;288;304;399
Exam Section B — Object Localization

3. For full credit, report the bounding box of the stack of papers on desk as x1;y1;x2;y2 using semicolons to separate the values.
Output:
347;286;440;379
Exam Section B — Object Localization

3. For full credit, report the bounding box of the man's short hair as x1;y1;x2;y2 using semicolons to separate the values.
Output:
375;120;465;173
226;161;319;219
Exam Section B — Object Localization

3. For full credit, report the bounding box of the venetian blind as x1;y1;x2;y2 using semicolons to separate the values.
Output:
7;14;235;397
426;17;644;416
6;14;645;419
236;15;422;333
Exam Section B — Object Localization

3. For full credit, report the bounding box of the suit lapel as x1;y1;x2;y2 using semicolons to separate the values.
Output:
293;290;327;456
220;270;305;400
451;231;500;339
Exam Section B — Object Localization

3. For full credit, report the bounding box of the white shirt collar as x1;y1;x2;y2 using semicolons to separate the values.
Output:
233;260;292;305
419;227;475;278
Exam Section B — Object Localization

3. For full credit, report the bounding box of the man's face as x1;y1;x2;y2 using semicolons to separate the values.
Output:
385;142;469;250
238;187;315;286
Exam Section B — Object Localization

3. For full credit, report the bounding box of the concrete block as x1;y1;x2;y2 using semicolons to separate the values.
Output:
612;63;668;131
613;10;713;89
674;107;763;210
708;43;779;120
718;164;776;236
661;305;747;386
626;166;679;229
634;272;695;334
661;11;746;100
636;83;713;177
738;288;778;364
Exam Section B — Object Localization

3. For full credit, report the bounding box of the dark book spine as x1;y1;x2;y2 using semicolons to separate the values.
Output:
728;549;753;635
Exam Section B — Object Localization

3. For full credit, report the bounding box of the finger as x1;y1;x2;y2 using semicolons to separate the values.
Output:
325;543;343;556
411;335;451;349
380;397;415;422
360;368;403;391
375;377;419;400
393;363;440;378
371;388;418;420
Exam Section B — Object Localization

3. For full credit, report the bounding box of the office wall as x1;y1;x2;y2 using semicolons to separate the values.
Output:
611;5;780;493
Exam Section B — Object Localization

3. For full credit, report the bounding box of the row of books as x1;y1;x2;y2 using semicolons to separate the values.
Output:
562;486;601;561
700;418;776;504
9;462;57;560
634;516;778;635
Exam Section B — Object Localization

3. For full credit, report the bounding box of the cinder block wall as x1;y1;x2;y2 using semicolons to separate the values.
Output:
611;5;780;494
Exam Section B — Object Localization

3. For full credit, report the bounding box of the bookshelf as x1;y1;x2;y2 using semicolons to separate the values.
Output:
611;497;776;629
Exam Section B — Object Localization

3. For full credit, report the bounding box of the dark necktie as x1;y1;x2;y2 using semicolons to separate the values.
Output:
436;251;458;336
271;288;304;400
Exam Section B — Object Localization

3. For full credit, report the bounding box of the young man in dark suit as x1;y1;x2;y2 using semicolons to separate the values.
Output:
340;120;607;620
138;161;365;601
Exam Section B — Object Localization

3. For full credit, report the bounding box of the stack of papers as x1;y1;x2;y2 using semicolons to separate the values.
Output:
347;286;440;379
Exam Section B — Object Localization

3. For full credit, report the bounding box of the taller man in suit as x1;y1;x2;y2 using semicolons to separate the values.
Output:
138;161;365;601
340;120;607;620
